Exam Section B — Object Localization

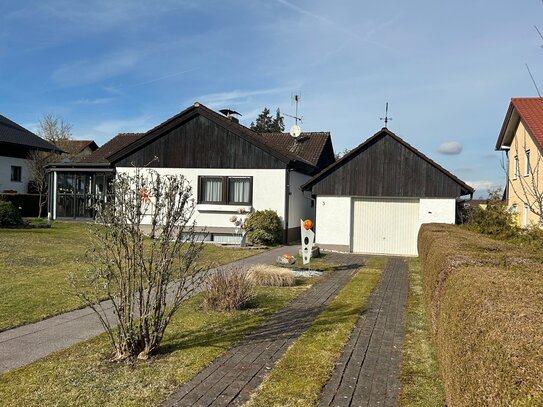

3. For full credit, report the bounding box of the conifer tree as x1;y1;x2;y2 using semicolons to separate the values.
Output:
251;107;285;132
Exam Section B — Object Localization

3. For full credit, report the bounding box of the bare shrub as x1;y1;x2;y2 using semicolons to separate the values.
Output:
71;168;207;360
203;268;255;311
247;264;296;287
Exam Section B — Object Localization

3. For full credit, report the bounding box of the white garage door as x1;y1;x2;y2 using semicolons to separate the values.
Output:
352;198;420;256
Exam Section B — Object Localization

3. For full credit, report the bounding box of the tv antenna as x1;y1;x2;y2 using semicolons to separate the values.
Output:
285;93;303;137
380;102;392;128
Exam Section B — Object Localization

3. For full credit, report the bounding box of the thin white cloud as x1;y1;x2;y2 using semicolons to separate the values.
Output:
74;97;115;105
52;51;140;86
6;1;200;31
129;68;197;87
197;87;293;110
466;180;503;194
437;141;463;155
90;115;152;138
275;0;401;54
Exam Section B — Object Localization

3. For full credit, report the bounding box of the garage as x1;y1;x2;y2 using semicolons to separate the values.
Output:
302;128;474;256
352;198;419;256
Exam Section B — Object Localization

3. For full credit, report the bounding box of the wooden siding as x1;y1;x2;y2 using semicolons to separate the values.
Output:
114;115;288;170
310;134;465;198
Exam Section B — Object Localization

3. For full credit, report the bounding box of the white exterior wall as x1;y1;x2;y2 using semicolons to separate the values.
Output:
116;167;287;228
288;171;313;226
315;196;352;247
314;196;456;254
0;156;29;193
418;198;456;225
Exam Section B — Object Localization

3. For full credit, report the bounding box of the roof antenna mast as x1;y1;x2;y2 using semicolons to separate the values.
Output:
380;102;392;128
285;93;303;138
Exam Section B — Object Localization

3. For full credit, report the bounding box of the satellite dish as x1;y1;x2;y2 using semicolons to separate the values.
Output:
289;124;301;138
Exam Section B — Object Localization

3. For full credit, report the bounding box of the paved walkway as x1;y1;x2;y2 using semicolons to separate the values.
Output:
318;257;408;407
0;246;302;374
161;259;364;407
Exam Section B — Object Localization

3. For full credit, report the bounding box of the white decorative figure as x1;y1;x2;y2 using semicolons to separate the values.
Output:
300;219;315;265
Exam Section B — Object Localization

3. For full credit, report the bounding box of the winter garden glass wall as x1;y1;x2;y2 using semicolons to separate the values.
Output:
54;172;113;219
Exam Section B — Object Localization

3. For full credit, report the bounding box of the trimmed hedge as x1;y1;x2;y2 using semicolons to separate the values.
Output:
0;194;41;217
418;224;543;406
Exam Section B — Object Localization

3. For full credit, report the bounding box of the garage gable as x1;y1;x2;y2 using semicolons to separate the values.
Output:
302;128;473;198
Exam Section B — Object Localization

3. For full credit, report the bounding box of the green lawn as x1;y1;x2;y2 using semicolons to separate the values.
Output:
0;221;262;332
0;284;309;407
399;258;445;406
246;257;386;407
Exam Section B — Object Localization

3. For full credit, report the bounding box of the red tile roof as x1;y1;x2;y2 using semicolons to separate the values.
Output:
511;98;543;148
497;98;543;150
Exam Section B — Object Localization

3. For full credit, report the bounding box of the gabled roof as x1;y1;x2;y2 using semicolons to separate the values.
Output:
0;114;59;152
108;103;331;174
79;133;144;163
63;139;99;155
258;132;334;167
302;127;474;195
496;98;543;151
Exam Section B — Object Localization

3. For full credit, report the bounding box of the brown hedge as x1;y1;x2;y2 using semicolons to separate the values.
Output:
418;224;543;406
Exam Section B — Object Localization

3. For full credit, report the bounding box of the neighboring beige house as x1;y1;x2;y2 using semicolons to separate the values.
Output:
496;98;543;227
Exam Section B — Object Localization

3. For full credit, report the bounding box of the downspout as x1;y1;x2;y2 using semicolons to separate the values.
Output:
284;166;291;244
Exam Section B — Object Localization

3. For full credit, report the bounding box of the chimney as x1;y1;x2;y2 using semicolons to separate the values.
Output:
219;109;241;123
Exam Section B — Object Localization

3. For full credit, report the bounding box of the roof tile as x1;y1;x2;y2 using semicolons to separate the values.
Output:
511;98;543;148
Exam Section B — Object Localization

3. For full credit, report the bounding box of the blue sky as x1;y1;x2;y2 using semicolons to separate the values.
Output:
1;0;542;197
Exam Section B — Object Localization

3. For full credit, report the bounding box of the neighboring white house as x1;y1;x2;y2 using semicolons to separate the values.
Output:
0;114;59;193
302;128;473;256
47;103;335;243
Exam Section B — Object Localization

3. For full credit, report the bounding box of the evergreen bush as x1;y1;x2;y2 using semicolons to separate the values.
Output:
0;200;23;227
245;209;283;245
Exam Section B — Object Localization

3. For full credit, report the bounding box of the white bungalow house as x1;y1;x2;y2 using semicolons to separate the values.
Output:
47;103;335;243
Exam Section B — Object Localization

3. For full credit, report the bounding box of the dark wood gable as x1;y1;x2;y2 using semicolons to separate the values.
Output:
113;114;288;169
304;130;473;198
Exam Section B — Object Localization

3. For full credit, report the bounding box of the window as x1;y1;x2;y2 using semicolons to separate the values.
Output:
198;176;252;205
513;155;519;179
525;150;531;176
10;166;21;182
200;177;223;203
228;177;251;204
524;203;529;228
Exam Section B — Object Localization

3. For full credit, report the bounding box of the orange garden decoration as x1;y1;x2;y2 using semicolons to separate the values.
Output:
303;219;313;230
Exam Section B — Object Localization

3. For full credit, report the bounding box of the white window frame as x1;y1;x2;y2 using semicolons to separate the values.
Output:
525;150;531;177
523;203;529;228
513;155;519;180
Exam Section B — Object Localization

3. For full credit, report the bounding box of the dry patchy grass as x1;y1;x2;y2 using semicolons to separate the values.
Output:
0;284;310;407
247;264;296;287
0;222;262;331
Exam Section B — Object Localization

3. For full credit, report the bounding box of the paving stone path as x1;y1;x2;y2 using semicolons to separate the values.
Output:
318;257;408;407
0;246;302;374
161;257;365;407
